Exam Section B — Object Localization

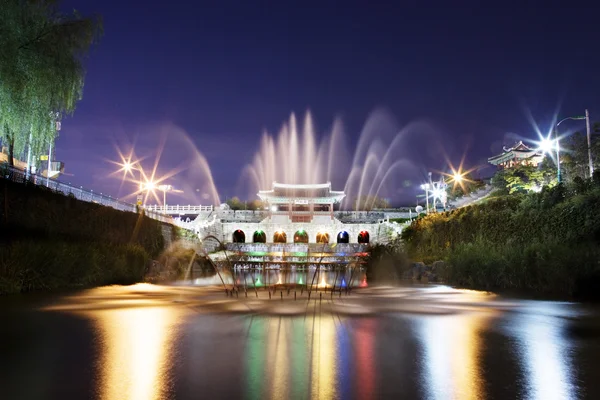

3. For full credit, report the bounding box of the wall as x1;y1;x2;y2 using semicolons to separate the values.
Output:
218;221;381;244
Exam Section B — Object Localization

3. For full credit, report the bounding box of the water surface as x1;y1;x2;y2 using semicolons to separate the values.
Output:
1;283;599;399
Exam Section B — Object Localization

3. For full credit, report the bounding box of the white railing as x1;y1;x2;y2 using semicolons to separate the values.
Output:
1;163;178;226
143;204;213;214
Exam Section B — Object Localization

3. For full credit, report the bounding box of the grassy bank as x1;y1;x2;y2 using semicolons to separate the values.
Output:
0;178;172;294
401;177;600;299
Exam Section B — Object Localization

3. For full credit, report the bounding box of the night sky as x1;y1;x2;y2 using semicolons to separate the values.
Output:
55;0;600;206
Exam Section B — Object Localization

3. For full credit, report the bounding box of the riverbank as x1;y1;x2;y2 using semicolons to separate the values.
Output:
398;178;600;300
0;178;178;294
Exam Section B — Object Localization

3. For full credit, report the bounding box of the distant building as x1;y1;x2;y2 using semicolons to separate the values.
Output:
488;141;544;169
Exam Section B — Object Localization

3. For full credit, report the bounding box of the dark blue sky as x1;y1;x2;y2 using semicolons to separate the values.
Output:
55;0;600;205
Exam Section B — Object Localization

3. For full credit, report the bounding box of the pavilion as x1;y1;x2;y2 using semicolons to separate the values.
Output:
258;182;345;224
487;141;544;169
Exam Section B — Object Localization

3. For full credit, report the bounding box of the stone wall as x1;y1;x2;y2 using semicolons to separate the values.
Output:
218;221;382;244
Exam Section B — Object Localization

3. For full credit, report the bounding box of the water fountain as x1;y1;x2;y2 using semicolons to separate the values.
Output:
116;113;436;292
242;109;435;209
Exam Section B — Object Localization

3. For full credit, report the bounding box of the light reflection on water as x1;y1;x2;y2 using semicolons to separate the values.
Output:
511;303;578;400
84;307;184;400
0;284;598;399
417;312;493;400
191;270;368;289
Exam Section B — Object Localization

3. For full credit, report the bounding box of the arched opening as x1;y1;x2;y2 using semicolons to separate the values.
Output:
358;231;370;244
273;231;287;243
253;230;266;243
294;230;309;243
316;232;330;244
337;231;349;244
232;229;245;243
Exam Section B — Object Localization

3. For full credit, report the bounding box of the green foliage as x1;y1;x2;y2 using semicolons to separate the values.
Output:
446;177;485;200
0;241;148;294
491;159;557;195
0;179;169;294
402;178;600;298
365;240;410;282
1;179;164;257
353;195;390;211
561;130;600;180
389;217;411;224
0;0;102;163
225;197;265;211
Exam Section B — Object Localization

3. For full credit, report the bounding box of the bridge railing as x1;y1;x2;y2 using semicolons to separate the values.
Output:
1;163;176;225
143;204;213;214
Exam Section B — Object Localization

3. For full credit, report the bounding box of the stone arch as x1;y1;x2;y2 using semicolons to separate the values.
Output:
316;232;330;244
232;229;246;243
294;230;309;243
337;231;349;244
358;230;370;244
273;230;287;243
253;230;266;243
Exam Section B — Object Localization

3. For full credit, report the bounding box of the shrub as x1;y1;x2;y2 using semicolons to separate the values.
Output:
402;177;600;299
0;178;171;294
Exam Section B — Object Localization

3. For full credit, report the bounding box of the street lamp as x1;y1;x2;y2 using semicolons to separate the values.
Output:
537;137;555;155
555;111;590;182
452;172;463;183
420;183;430;214
157;184;183;209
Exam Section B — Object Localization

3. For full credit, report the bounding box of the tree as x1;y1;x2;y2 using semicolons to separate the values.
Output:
491;158;557;195
226;197;243;210
446;176;485;200
0;0;102;167
246;199;265;211
561;129;600;181
502;163;556;194
354;195;390;211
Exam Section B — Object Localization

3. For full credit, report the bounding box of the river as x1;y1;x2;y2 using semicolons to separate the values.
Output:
0;281;599;399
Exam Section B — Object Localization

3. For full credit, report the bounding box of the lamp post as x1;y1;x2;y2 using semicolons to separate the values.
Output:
122;160;146;205
420;183;430;214
555;112;589;182
46;112;60;186
157;185;183;208
585;109;593;177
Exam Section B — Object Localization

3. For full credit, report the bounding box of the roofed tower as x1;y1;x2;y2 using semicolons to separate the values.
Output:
488;141;544;169
258;182;345;223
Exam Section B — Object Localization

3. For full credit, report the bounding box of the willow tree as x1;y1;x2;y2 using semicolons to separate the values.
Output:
0;0;102;167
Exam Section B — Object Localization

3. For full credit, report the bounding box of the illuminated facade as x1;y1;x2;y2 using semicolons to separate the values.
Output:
193;182;396;246
487;141;544;169
258;182;345;224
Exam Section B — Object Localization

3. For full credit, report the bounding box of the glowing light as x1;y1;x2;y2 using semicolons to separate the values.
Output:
537;137;555;154
271;205;277;212
311;316;336;399
453;173;463;183
273;182;330;189
107;142;194;206
89;307;179;400
142;181;156;192
318;276;327;288
418;313;492;400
